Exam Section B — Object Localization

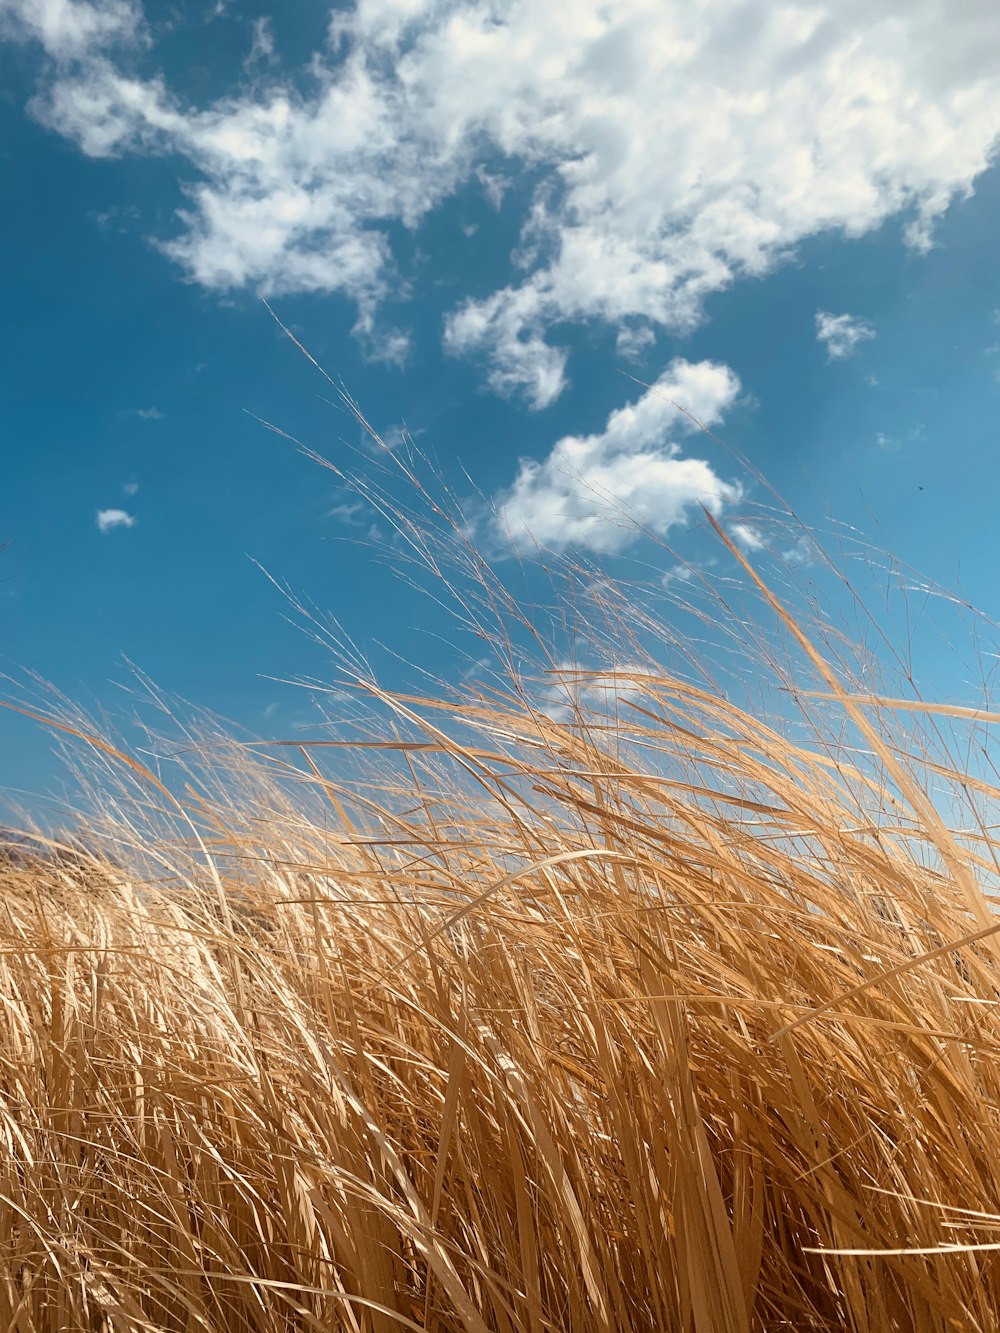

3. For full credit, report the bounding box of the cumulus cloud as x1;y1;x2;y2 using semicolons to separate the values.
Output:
13;0;1000;402
96;506;136;532
0;0;138;58
494;359;741;554
816;310;877;360
444;287;569;410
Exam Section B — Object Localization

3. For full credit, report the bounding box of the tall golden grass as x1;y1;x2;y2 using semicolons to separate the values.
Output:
3;454;1000;1330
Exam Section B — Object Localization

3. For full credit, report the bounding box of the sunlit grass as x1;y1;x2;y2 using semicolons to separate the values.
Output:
3;443;1000;1331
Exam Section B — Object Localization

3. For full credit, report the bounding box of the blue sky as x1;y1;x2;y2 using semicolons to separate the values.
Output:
1;0;999;815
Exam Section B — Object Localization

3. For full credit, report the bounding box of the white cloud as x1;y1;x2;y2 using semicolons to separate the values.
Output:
475;167;509;211
0;0;138;58
374;420;423;451
494;358;741;554
444;286;568;409
96;506;136;532
815;310;876;360
876;422;925;450
615;323;657;363
536;661;656;722
14;0;1000;402
244;15;276;71
131;404;163;419
781;534;814;567
363;325;411;367
662;561;698;587
327;499;366;525
122;478;138;495
730;522;765;551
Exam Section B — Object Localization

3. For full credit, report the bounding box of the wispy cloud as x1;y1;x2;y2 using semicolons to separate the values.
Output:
616;324;657;363
327;500;366;526
122;479;139;495
536;661;657;723
876;423;926;451
662;561;699;588
376;421;424;452
90;202;140;231
131;406;164;420
781;535;815;568
96;507;136;533
494;359;741;554
365;327;411;368
0;0;139;59
730;522;765;551
16;0;998;405
815;311;876;361
243;15;276;71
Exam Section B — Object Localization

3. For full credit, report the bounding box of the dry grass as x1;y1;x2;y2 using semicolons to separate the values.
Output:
4;491;1000;1331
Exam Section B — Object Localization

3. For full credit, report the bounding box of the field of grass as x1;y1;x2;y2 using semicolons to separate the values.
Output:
3;489;1000;1331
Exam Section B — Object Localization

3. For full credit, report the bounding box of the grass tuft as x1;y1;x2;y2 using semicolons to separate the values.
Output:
3;461;1000;1330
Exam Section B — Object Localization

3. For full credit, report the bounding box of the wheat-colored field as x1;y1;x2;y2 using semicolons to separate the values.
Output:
3;498;1000;1331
